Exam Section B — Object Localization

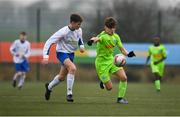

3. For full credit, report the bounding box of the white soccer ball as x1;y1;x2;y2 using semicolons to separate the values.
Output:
114;54;126;67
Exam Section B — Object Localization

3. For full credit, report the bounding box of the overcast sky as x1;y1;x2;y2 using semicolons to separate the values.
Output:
159;0;180;7
0;0;180;8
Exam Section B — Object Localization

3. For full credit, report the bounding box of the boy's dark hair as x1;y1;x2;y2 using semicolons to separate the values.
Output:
153;36;160;39
104;17;117;28
70;14;83;23
20;32;27;35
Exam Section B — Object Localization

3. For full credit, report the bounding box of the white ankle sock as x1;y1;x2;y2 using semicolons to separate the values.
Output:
48;75;60;91
13;73;19;81
18;74;25;87
67;74;74;95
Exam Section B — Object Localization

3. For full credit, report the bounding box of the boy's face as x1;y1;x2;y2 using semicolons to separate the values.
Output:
71;21;81;30
153;37;160;46
19;34;27;41
105;26;116;35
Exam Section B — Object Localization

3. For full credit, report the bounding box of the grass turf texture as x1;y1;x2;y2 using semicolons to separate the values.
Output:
0;82;180;116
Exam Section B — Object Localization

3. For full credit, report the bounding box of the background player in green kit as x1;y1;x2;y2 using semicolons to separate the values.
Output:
146;37;167;92
87;17;135;104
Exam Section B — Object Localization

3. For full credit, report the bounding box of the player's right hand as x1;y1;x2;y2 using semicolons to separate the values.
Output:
127;51;136;57
42;55;49;65
15;54;20;57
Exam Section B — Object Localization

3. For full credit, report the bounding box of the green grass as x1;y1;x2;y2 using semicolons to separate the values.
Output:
0;81;180;116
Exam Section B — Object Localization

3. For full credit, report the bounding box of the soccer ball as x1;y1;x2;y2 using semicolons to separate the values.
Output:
114;54;126;67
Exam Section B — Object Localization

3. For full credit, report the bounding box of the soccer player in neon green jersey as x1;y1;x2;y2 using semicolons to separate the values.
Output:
146;37;167;92
87;17;135;104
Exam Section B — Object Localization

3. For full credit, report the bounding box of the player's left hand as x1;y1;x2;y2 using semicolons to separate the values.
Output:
42;55;49;65
42;59;49;65
15;53;20;57
79;48;85;53
127;51;136;57
87;37;99;46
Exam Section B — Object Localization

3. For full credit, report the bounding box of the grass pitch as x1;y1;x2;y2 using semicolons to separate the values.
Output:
0;81;180;116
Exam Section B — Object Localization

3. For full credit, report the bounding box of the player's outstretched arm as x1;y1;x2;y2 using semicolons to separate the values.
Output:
119;47;136;58
87;37;99;46
42;29;65;64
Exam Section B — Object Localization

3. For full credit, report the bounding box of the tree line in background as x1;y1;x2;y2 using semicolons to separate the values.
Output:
0;0;180;43
88;0;180;43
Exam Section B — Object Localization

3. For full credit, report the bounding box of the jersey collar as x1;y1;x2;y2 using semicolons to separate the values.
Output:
68;26;75;31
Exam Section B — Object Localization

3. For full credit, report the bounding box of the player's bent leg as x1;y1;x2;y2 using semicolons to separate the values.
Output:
114;69;128;104
64;58;76;74
15;72;23;88
45;74;61;100
12;72;21;87
45;68;66;101
104;80;113;91
47;66;68;92
64;59;76;102
154;72;161;92
58;66;68;81
18;72;26;89
45;75;61;100
115;68;127;81
46;75;60;90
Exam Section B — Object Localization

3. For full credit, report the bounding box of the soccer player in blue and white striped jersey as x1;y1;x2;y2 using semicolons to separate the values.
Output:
42;14;85;102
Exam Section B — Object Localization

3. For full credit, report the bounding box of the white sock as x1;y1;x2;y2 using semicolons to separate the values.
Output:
67;74;75;95
48;75;60;91
18;74;25;87
13;73;19;81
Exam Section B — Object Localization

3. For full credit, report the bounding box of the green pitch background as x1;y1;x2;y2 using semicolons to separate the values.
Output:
0;82;180;116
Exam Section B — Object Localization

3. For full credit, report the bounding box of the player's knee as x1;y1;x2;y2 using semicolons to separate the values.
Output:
59;78;65;81
121;76;127;82
59;76;65;81
17;72;23;76
155;77;161;81
154;73;161;80
69;66;77;73
105;84;113;91
106;86;112;91
55;74;64;81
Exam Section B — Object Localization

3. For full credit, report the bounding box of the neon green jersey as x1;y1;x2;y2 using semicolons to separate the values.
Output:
96;31;123;60
148;44;167;62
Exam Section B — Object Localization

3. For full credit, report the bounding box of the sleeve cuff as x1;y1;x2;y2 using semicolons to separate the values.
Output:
43;55;49;59
80;45;85;48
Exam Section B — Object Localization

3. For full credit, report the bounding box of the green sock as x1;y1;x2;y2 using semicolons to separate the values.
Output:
155;80;160;90
118;81;127;98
